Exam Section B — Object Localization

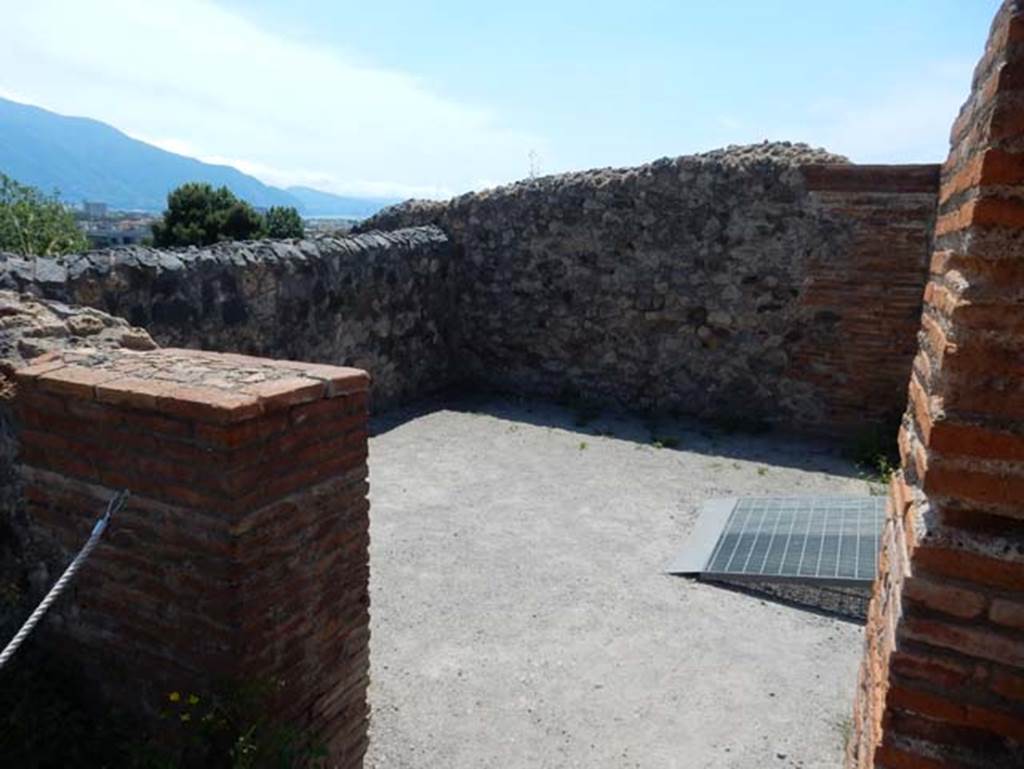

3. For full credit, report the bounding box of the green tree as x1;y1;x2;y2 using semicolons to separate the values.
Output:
0;173;88;256
264;206;304;239
151;183;266;247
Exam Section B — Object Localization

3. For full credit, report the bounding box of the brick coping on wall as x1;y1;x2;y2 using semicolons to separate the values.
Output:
800;164;941;193
15;348;374;518
16;347;370;424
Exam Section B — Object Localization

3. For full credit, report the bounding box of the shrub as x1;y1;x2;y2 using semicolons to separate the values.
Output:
152;184;264;247
263;207;303;239
0;173;88;256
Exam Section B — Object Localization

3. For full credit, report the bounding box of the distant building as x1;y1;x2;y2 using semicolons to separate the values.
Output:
80;214;156;249
304;217;357;236
82;201;108;219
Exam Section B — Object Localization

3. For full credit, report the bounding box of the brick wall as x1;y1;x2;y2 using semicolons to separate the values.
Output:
794;165;940;430
14;347;371;767
847;2;1024;766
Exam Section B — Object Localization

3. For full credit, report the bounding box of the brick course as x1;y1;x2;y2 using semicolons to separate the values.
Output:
15;347;371;768
847;2;1024;766
792;165;940;431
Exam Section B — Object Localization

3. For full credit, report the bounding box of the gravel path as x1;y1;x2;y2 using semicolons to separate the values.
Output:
365;396;868;769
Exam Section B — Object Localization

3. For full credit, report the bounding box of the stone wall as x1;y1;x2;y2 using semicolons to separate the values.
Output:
0;152;939;434
360;144;939;433
0;292;156;640
0;226;455;408
848;2;1024;766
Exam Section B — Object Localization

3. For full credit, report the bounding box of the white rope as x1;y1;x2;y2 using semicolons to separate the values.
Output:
0;489;129;670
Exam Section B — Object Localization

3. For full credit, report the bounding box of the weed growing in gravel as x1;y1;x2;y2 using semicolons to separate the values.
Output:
846;421;899;484
872;455;895;483
651;436;680;449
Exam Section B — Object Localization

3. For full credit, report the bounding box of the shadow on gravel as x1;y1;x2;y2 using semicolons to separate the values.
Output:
685;577;869;625
371;390;865;479
372;391;875;623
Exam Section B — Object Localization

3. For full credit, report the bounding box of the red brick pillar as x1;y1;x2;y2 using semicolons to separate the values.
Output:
15;347;371;767
847;2;1024;767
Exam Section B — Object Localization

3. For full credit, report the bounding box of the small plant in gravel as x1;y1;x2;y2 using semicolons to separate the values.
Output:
864;453;896;494
873;454;895;483
651;435;680;449
847;421;900;484
578;441;588;451
855;453;896;488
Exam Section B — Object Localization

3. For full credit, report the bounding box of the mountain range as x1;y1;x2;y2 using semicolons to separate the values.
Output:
0;97;400;217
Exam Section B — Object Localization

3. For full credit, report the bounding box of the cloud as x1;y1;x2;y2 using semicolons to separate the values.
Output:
134;137;454;199
690;59;974;164
0;0;545;198
800;64;973;163
782;59;974;163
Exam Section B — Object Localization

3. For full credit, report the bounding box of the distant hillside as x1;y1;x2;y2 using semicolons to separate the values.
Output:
0;97;396;217
287;186;399;218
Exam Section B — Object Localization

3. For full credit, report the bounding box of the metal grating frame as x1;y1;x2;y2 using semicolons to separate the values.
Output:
667;496;886;586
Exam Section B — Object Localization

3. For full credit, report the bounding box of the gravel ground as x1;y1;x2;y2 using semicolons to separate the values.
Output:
365;396;870;769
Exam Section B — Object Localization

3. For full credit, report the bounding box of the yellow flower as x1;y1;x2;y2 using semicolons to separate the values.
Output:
187;694;200;705
180;713;191;723
168;692;181;702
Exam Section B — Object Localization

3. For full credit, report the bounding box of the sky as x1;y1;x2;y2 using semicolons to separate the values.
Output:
0;0;1005;200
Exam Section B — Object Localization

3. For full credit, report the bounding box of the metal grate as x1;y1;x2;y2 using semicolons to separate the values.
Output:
668;496;886;586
